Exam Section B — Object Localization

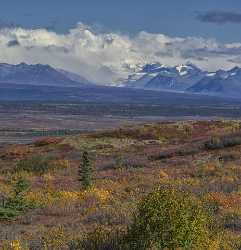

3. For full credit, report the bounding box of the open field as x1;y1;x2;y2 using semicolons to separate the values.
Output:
0;120;240;248
1;101;241;145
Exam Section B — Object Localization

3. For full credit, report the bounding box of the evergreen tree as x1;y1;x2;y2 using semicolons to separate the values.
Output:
79;151;93;189
5;177;31;212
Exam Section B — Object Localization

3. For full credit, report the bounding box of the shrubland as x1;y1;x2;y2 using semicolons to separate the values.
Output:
0;120;240;249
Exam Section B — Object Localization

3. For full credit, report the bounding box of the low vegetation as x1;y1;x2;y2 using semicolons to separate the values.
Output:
0;120;240;249
0;177;35;220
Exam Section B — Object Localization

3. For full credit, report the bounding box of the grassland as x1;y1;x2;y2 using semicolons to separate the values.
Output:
0;120;241;249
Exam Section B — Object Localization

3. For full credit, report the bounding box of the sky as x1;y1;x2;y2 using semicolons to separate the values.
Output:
1;0;241;82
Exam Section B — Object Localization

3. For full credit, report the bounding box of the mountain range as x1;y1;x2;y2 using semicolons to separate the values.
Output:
122;63;241;98
0;63;89;87
1;62;241;98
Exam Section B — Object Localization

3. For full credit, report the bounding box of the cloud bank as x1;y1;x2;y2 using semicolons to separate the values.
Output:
0;22;240;83
197;11;241;24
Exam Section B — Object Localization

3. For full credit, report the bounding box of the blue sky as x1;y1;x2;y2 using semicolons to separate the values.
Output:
1;0;241;42
1;0;241;82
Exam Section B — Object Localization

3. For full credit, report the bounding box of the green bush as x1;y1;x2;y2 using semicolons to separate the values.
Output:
205;135;241;150
125;187;216;250
205;137;224;150
0;177;35;220
0;207;19;220
16;154;53;174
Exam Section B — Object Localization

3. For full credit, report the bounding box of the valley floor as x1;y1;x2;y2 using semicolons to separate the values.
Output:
0;101;241;146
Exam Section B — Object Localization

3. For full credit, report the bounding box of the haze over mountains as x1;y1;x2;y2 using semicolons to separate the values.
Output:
1;62;241;98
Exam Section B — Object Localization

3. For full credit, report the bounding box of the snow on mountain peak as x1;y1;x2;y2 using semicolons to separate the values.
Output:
176;65;189;76
122;63;206;91
175;64;201;76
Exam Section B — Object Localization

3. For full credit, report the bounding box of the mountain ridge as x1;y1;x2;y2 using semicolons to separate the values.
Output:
122;63;241;97
0;62;91;87
1;62;241;98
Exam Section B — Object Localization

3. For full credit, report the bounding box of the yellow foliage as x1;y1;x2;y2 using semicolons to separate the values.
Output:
207;239;221;250
2;240;24;250
42;173;54;191
159;170;168;179
0;182;11;195
42;225;68;249
84;188;110;203
25;187;110;207
10;171;32;183
159;177;200;187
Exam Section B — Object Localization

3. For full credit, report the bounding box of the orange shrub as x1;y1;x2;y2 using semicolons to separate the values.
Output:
34;137;63;147
204;192;241;210
1;145;32;159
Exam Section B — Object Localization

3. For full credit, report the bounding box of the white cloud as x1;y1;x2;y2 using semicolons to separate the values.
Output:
0;22;240;83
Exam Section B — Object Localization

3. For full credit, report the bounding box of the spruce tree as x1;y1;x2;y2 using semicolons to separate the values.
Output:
79;151;93;189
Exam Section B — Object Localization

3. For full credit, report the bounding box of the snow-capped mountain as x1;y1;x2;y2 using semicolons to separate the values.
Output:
0;63;90;87
123;63;206;91
122;63;241;97
123;63;165;88
2;62;241;98
188;67;241;97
